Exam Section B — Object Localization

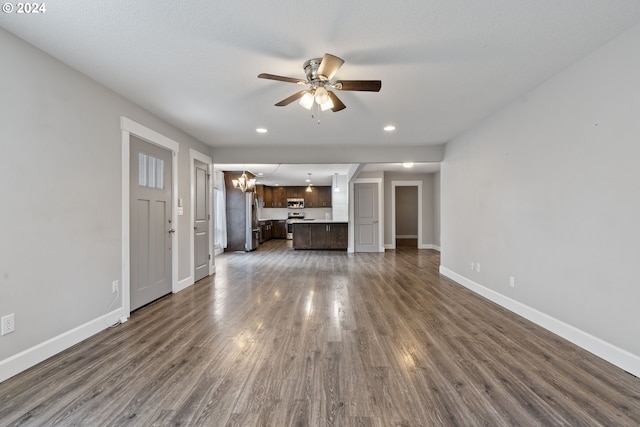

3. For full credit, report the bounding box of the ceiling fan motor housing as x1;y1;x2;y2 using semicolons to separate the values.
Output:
303;58;325;83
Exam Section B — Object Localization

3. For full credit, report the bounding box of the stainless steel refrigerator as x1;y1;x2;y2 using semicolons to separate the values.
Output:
245;192;259;251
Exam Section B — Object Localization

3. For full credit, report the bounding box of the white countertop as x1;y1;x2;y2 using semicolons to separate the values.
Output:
291;219;347;224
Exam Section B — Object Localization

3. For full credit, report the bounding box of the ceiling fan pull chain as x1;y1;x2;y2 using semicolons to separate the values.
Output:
311;102;321;124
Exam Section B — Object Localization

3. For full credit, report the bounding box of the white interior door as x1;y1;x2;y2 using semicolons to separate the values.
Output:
354;182;379;252
194;160;210;282
130;136;173;310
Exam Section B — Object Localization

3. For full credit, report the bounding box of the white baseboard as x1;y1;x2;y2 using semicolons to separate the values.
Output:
175;276;194;293
439;266;640;378
385;243;440;251
0;307;127;383
418;244;441;251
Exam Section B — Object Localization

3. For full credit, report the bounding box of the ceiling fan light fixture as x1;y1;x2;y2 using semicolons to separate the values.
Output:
259;53;381;115
299;91;314;109
320;97;334;111
314;86;329;105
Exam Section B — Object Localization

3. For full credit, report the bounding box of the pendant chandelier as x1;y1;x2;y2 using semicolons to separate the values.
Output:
232;171;255;192
305;173;313;192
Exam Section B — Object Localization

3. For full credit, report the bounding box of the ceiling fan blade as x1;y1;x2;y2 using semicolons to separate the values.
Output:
327;91;346;112
275;91;307;106
317;53;345;80
258;73;306;84
335;80;382;92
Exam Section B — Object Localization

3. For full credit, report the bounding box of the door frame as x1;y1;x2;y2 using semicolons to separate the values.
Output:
391;180;423;249
121;117;179;317
188;149;214;288
349;178;384;253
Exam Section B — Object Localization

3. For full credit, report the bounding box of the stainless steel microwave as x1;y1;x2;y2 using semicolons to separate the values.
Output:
287;198;304;209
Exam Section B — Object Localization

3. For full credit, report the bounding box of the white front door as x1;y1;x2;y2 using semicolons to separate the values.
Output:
354;182;379;252
194;160;210;282
130;136;173;310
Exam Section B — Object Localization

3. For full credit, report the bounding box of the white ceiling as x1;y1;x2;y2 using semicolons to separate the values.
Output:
2;0;639;184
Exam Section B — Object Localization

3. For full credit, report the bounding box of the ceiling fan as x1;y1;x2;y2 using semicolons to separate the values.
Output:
258;53;381;112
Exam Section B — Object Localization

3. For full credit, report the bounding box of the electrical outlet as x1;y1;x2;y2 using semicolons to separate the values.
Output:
476;263;481;272
509;276;515;288
112;280;119;293
1;314;15;335
470;262;475;271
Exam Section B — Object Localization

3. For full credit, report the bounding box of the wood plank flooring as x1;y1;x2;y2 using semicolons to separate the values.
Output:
1;239;639;426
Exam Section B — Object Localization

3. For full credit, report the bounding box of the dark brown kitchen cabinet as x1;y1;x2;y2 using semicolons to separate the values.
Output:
304;188;318;207
328;223;348;248
286;186;306;198
261;185;282;207
260;185;331;208
315;186;332;207
263;186;273;207
272;187;286;207
304;186;331;208
292;222;347;250
292;223;311;249
272;220;287;239
264;221;273;241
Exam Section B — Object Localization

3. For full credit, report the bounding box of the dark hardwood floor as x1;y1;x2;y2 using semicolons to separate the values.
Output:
1;239;639;426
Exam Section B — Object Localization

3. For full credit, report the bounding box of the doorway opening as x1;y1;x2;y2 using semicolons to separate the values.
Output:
395;186;418;248
391;180;423;250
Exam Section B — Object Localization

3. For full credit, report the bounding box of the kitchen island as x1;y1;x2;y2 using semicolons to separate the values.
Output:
292;220;348;250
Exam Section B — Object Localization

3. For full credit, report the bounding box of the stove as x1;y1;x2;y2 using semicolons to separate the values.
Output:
286;211;305;240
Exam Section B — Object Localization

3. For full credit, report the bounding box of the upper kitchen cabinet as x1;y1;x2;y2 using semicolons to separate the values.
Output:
286;186;306;198
304;187;318;207
272;186;286;208
263;185;273;207
258;185;331;208
304;186;331;208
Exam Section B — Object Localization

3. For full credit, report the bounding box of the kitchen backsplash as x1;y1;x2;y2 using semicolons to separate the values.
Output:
257;207;332;220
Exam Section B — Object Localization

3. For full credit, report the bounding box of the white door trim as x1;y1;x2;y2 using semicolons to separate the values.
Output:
391;180;423;249
121;117;179;317
349;178;384;253
186;148;214;291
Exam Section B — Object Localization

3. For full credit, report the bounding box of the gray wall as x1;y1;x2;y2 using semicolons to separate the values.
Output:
433;171;441;248
441;23;640;362
0;29;210;365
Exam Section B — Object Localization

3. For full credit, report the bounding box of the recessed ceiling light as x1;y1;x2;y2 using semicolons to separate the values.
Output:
256;127;268;133
402;162;414;168
384;125;396;132
258;172;264;176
